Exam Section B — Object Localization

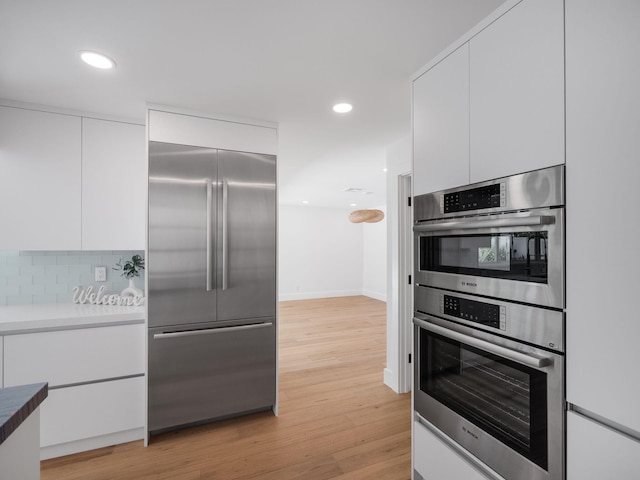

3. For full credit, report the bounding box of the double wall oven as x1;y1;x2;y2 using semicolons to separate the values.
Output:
413;165;565;480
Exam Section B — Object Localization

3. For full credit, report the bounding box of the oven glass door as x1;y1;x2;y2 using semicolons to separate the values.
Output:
419;327;548;470
420;231;548;283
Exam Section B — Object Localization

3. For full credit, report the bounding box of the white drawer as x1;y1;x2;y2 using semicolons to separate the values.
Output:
4;323;144;387
414;419;502;480
40;376;144;447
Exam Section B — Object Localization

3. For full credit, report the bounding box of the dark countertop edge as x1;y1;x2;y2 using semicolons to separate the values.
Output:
0;382;48;446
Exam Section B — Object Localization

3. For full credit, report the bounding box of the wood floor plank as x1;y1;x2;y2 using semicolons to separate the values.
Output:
41;296;411;479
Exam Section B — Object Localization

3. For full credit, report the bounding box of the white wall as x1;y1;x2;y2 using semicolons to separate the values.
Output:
278;205;364;301
384;136;412;393
362;207;387;301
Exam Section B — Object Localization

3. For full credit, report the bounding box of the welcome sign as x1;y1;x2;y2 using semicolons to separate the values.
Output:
72;285;145;306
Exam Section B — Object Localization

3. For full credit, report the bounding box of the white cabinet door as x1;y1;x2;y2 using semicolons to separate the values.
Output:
0;106;81;250
565;0;640;433
413;44;470;196
82;118;146;250
567;412;640;479
40;376;144;448
413;420;502;480
3;324;144;387
469;0;564;183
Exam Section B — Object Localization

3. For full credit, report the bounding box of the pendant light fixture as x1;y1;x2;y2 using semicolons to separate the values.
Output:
348;209;384;224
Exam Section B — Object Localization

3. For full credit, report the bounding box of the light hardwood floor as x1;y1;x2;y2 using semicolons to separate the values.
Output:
41;296;411;479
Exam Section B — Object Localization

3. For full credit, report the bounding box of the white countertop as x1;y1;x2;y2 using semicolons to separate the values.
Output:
0;303;145;334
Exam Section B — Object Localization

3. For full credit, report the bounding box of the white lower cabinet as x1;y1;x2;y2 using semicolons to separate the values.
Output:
413;419;502;480
41;377;144;453
2;323;145;458
567;411;640;479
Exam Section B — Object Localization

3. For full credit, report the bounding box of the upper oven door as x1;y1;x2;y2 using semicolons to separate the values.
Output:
414;208;564;309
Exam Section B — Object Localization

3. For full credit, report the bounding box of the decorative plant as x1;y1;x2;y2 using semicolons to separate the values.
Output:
113;254;145;279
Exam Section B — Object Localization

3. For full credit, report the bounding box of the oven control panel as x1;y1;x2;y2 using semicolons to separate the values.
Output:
440;182;506;214
441;294;506;331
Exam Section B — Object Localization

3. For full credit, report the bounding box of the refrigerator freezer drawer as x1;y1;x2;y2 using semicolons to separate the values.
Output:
148;320;276;433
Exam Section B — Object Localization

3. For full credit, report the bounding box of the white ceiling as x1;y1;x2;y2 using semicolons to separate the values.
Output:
0;0;504;208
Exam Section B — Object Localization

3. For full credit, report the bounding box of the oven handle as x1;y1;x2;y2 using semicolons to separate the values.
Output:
413;215;555;233
413;317;552;369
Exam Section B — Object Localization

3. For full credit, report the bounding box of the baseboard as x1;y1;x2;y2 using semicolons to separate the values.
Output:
362;290;387;302
384;367;399;393
40;427;144;460
278;290;363;302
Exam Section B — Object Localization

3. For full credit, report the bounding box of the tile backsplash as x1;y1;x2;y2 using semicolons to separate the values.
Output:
0;250;145;306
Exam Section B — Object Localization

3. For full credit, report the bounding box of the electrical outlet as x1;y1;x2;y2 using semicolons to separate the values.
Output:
95;266;107;282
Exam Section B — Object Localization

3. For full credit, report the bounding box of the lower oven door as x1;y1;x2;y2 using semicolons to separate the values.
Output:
413;315;564;480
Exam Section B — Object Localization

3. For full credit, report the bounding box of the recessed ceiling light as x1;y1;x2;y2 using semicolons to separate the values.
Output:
350;203;358;207
333;103;353;113
344;187;373;195
302;200;309;204
383;168;388;172
80;50;116;69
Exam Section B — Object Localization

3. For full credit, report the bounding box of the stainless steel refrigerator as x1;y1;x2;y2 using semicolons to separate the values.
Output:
147;141;276;435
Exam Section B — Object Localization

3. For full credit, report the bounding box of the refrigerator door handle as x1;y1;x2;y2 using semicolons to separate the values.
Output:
222;179;229;290
206;178;214;292
153;322;272;339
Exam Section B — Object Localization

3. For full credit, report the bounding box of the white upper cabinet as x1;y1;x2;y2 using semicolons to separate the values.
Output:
565;0;640;432
0;104;145;251
0;106;81;250
469;0;565;183
413;44;470;196
412;0;564;195
82;118;146;250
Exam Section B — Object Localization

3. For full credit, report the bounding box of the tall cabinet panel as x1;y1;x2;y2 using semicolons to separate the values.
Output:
565;0;640;434
469;0;564;183
412;44;470;196
82;118;146;250
0;106;81;250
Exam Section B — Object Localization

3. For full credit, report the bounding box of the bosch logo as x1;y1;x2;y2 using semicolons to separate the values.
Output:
462;426;479;440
